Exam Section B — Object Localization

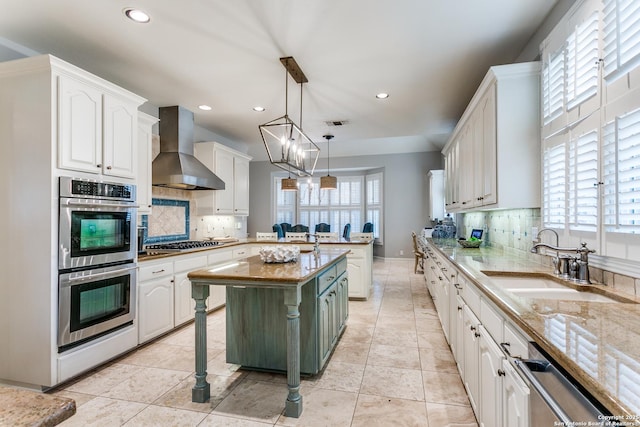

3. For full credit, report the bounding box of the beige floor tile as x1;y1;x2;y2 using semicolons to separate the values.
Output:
372;326;418;347
314;361;366;393
101;366;191;403
419;348;458;373
122;404;208;426
375;315;418;330
152;374;242;412
367;344;421;369
422;370;471;406
415;317;443;332
213;379;289;424
340;324;375;344
50;390;96;408
199;413;274;426
360;365;425;401
57;396;146;426
330;341;371;365
426;402;478;426
276;388;358;426
417;330;449;349
206;350;247;378
64;363;143;396
351;394;429;427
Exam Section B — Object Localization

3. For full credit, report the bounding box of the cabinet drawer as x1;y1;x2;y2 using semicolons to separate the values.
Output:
462;277;481;315
174;255;207;273
318;265;338;295
208;249;233;266
232;247;249;259
336;258;347;277
139;261;174;281
480;299;503;342
503;322;529;359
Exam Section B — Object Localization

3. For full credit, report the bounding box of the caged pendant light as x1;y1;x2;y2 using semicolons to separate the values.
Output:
320;134;337;190
259;57;320;183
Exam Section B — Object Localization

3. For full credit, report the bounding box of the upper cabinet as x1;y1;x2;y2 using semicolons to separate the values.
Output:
194;142;252;216
137;112;159;215
442;62;540;213
55;62;145;179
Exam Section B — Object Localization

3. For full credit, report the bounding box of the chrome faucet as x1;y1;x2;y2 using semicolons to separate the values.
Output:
530;241;595;284
307;233;320;255
533;228;560;274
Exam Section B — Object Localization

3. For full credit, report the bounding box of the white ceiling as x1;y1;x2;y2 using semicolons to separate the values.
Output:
0;0;560;161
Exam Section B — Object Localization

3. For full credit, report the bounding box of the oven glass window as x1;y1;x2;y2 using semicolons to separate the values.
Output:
71;212;130;257
70;275;130;332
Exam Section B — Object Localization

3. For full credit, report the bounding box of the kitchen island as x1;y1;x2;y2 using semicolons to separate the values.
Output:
188;248;350;418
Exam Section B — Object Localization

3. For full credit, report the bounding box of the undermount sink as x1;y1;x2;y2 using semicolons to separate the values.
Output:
481;271;637;304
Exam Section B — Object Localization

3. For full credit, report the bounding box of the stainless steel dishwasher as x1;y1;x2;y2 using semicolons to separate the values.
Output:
514;342;610;426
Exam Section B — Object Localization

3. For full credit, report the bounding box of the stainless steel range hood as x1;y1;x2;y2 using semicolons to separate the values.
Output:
152;106;225;190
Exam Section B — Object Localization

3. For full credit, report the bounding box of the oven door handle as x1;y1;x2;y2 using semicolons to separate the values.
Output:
514;359;573;425
66;266;138;283
66;200;139;209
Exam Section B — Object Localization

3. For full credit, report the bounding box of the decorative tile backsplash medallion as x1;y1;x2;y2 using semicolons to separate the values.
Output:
146;198;190;243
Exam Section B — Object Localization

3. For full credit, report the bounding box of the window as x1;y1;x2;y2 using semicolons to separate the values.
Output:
568;129;599;231
274;172;383;240
603;0;640;82
566;10;600;109
603;107;640;234
542;135;567;228
542;48;565;124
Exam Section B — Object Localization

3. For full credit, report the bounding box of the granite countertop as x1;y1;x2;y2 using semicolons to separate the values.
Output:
188;248;350;285
138;238;371;263
428;239;640;418
0;386;75;426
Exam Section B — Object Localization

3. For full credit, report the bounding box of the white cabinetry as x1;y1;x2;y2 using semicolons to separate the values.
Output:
174;255;208;327
194;142;252;216
443;62;540;212
57;68;144;178
426;241;531;427
138;261;175;344
427;169;445;222
137;112;158;214
207;249;233;309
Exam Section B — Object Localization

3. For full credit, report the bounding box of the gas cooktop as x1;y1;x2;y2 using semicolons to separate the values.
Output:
144;240;222;254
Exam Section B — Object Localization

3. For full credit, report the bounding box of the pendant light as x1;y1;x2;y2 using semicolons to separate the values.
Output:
259;57;320;178
320;134;337;190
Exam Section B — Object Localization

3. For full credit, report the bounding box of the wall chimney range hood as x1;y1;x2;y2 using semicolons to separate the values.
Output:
152;106;225;190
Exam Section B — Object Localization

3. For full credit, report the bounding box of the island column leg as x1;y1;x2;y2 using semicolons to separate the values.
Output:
283;286;303;418
191;282;210;403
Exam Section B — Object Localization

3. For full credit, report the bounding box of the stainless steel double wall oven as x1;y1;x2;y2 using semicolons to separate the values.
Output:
58;176;138;351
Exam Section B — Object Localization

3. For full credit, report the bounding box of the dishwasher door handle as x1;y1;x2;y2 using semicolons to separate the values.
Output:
514;359;573;426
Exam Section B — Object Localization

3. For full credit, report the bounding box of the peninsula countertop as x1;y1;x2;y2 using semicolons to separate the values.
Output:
427;239;640;418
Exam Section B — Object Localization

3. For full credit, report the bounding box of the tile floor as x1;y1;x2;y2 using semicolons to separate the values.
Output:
54;258;478;426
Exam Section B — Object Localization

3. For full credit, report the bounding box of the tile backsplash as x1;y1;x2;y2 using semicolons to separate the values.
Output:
459;208;640;297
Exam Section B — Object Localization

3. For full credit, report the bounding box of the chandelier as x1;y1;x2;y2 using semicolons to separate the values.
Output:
320;134;337;190
259;57;320;180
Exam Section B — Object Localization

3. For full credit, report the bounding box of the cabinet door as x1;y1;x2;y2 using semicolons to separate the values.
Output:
58;74;103;174
103;94;137;178
233;156;250;215
480;84;497;205
214;148;235;214
318;285;336;366
462;304;480;415
174;270;195;326
138;277;174;343
479;325;504;427
346;254;365;298
455;295;465;377
502;359;529;427
137;112;157;214
336;274;349;331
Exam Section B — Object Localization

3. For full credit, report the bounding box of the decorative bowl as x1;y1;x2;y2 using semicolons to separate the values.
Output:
259;245;300;263
458;239;482;248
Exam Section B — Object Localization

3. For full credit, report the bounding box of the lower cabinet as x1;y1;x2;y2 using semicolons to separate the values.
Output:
426;241;530;427
226;258;348;375
138;261;175;344
174;255;208;327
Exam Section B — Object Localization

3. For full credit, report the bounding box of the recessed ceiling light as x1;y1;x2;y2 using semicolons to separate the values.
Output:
198;105;212;111
253;106;265;112
124;8;150;23
376;93;389;99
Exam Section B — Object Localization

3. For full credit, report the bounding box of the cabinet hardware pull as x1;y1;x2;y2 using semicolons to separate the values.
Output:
152;269;166;274
470;326;476;331
438;276;443;280
497;369;505;376
96;164;102;168
106;165;112;170
457;306;463;311
454;283;462;289
170;279;175;283
474;332;481;338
